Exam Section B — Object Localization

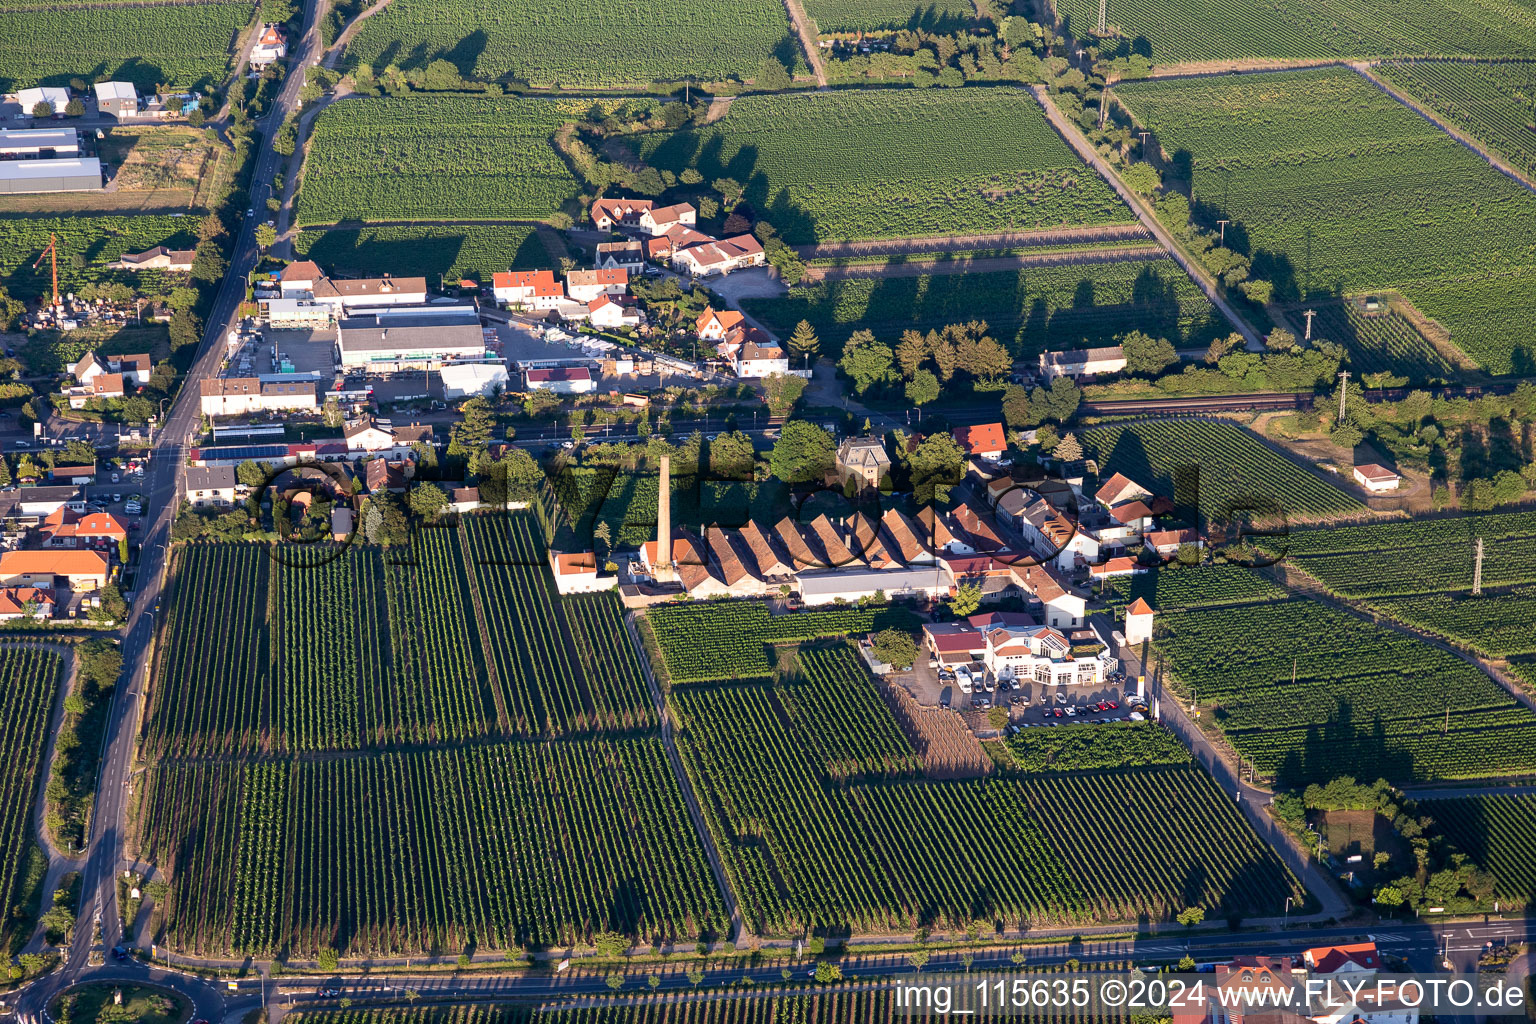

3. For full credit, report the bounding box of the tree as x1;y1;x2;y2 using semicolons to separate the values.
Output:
169;309;203;353
757;57;792;91
896;330;927;379
449;397;496;454
31;101;53;118
361;493;409;547
255;223;277;249
604;974;624;991
235;459;267;488
1053;431;1083;462
907;949;931;972
905;368;940;409
909;432;966;503
1265;327;1298;353
1178;955;1197;971
838;329;895;395
814;962;842;983
1373;885;1404;908
762;372;806;417
64;98;85;117
317;947;339;971
1120;330;1178;376
1122;162;1160;194
1175;906;1205;928
871;629;918;670
0;458;9;489
0;285;24;331
407;482;448;519
948;583;983;618
1330;423;1362;449
787;320;820;368
687;969;705;987
769;420;835;483
712;177;744;207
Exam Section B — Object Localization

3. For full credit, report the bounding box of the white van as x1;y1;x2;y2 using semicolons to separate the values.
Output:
954;665;974;694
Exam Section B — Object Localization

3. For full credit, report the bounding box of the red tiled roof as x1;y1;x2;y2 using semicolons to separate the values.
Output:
0;550;109;577
1354;463;1399;482
526;366;592;383
281;260;323;281
1304;942;1380;974
1110;500;1153;524
1126;597;1153;616
953;422;1006;455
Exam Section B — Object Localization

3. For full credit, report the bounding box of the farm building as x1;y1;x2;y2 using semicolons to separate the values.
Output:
185;465;237;507
0;157;101;194
1038;345;1126;379
110;246;195;272
0;549;109;591
1352;463;1400;492
16;87;69;117
335;307;485;371
92;82;138;118
524;366;594;394
0;128;78;159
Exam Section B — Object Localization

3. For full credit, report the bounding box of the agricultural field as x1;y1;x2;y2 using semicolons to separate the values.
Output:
293;224;550;283
296;96;584;226
0;0;249;93
645;601;921;683
803;0;974;31
1115;68;1536;374
672;645;1302;936
1079;420;1366;524
138;738;723;955
1421;794;1536;909
1154;598;1536;784
638;89;1135;245
0;647;62;948
0;214;196;301
1280;300;1461;382
1053;0;1536;64
1099;563;1287;611
343;0;791;88
1376;60;1536;180
1006;723;1191;772
745;257;1227;355
1368;587;1536;659
0;126;232;215
146;515;653;754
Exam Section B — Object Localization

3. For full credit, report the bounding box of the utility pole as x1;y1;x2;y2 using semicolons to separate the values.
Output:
1337;370;1350;422
33;233;59;307
1472;537;1483;596
1216;219;1230;246
1075;47;1086;63
1303;308;1317;342
1137;131;1152;159
1098;0;1107;33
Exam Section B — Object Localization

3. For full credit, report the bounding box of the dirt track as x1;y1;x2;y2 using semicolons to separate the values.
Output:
792;222;1151;260
801;242;1166;282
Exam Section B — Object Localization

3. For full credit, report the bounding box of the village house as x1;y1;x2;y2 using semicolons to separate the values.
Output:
1089;555;1147;584
671;234;766;278
185;465;238;507
250;23;286;67
1145;526;1202;558
716;325;788;378
696;307;745;342
953;422;1007;461
566;267;628;303
1038;345;1127;379
109;246;194;272
365;459;408;494
639;203;696;235
1095;472;1151;509
72;351;152;387
0;549;109;591
980;619;1116;688
836;435;891;490
590;196;655;231
645;225;714;263
66;373;125;408
585;295;643;329
549;549;613;595
1353;463;1401;493
595;239;644;272
199;377;318;417
0;587;55;621
491;269;565;309
37;509;127;548
277;262;427;313
343;415;395;452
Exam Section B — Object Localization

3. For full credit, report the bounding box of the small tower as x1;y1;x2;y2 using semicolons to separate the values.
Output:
655;454;674;582
1124;596;1154;646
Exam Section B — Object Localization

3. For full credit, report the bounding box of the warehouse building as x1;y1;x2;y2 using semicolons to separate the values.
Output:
335;306;485;372
0;156;101;194
0;128;79;159
92;82;138;118
16;87;69;118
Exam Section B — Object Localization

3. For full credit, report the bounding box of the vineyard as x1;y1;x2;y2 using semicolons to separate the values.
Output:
1052;0;1536;64
1079;420;1365;523
744;258;1227;355
0;1;248;93
1006;723;1191;772
1421;795;1536;909
644;601;920;683
1154;598;1536;784
1369;587;1536;658
1115;68;1536;374
0;647;62;949
147;516;654;753
296;97;584;227
804;0;974;31
1376;60;1536;180
671;651;1301;936
1099;564;1286;611
293;224;551;283
1285;511;1536;597
344;0;789;87
880;680;992;778
638;89;1135;245
138;738;724;955
0;214;196;301
1281;300;1459;381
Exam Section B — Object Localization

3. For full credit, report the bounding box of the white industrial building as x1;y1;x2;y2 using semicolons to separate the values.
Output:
335;306;486;372
0;128;79;158
524;365;594;394
0;157;100;194
439;360;509;399
16;87;69;117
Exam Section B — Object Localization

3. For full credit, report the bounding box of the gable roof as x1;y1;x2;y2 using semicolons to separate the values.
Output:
772;517;818;570
953;422;1006;456
0;549;109;577
568;267;628;289
737;520;794;578
1095;472;1147;506
591;196;654;224
1354;463;1399;481
1110;500;1153;524
281;260;324;282
704;527;753;587
807;514;857;568
697;306;744;334
1304;943;1380;974
0;587;53;616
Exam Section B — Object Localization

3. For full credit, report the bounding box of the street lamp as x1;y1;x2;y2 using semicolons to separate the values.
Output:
1283;896;1293;930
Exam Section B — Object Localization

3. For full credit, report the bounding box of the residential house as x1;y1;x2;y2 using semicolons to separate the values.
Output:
638;203;696;235
185;465;237;507
671;234;766;278
1353;464;1400;493
67;373;124;408
922;622;989;669
524;366;594;394
1038;345;1127;379
1089;556;1146;583
586;295;643;329
1095;472;1151;509
37;509;127;548
3;486;80;520
110;246;194;272
982;620;1115;688
726;331;788;378
1302;943;1380;978
365;459;407;494
566;267;628;303
836;435;890;490
343;416;395;452
1011;495;1098;571
491;269;564;309
73;351;149;386
953;422;1007;461
645;225;714;263
548;549;615;594
277;262;427;312
696;307;745;342
879;507;935;565
0;587;55;621
449;486;480;513
1145;527;1201;558
0;549;109;591
250;23;286;67
595;239;644;272
199;377;318;416
590;196;653;231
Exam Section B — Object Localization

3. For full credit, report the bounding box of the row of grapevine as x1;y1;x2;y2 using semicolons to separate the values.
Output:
1368;587;1536;658
1421;794;1536;910
1155;598;1536;783
1007;723;1192;772
1100;564;1286;612
879;681;993;779
776;646;920;782
0;646;62;949
138;738;725;955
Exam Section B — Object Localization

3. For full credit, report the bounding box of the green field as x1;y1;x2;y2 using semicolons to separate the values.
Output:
1099;563;1288;610
1116;68;1536;374
293;224;550;283
1080;420;1366;524
0;214;196;301
1156;598;1536;784
639;89;1135;244
1281;300;1460;381
1421;794;1536;909
0;1;249;92
802;0;974;32
670;642;1302;936
745;258;1226;355
1054;0;1536;64
1376;60;1536;179
344;0;792;87
296;96;584;226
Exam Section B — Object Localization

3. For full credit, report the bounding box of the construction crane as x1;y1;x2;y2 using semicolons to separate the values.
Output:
32;233;59;308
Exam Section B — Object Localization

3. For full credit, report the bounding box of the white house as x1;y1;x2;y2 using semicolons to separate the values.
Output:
982;620;1116;688
565;267;627;303
671;234;766;278
1089;556;1146;583
343;416;395;452
0;587;55;622
548;549;616;594
696;307;744;341
638;203;696;235
1124;596;1154;645
251;23;287;67
525;366;594;394
277;261;427;313
1145;527;1201;558
590;196;654;232
1038;345;1126;379
18;87;69;117
953;422;1006;461
491;269;564;309
595;240;644;272
185;465;238;507
1352;464;1400;493
586;295;642;329
731;336;788;378
1095;472;1150;509
199;377;318;416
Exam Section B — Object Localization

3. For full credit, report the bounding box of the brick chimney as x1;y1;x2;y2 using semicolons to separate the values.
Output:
656;453;673;581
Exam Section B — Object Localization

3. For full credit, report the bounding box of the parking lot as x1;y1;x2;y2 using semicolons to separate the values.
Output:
901;655;1144;720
